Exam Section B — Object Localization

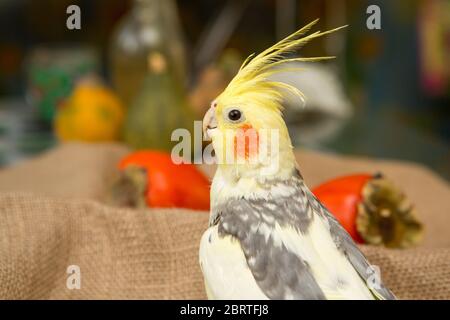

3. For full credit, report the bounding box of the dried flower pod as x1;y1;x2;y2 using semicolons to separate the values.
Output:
313;173;423;248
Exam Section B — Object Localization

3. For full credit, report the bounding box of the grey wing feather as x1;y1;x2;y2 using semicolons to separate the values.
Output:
309;192;396;300
217;196;326;300
214;171;395;300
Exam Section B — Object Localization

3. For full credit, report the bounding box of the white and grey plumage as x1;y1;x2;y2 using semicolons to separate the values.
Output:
200;170;395;299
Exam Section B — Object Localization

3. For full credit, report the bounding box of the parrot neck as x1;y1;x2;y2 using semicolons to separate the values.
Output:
211;145;298;205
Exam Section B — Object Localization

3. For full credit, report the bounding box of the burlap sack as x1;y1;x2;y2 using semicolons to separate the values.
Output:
0;143;449;299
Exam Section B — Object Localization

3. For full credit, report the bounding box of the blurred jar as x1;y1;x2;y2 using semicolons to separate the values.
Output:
109;0;187;107
123;52;196;153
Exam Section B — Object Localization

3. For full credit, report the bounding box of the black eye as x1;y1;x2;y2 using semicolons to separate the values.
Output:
228;109;242;121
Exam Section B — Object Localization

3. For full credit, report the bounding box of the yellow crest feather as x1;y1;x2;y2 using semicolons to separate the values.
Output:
216;19;347;112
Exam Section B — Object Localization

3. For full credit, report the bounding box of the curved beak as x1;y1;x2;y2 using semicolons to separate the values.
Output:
202;106;218;140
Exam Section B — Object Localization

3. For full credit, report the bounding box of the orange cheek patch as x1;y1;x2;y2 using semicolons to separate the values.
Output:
233;124;259;160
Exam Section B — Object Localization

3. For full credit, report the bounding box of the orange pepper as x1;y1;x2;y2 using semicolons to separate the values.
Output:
119;151;210;210
312;173;423;248
312;174;371;243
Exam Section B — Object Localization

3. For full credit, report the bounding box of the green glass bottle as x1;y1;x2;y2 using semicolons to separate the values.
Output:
123;52;195;153
109;0;186;107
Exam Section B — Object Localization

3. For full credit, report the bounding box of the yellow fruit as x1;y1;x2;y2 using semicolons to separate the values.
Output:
55;82;124;142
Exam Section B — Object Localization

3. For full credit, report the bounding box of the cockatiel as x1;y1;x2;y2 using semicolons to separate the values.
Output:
199;20;396;300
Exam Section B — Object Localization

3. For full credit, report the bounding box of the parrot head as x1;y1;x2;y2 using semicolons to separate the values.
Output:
203;20;345;181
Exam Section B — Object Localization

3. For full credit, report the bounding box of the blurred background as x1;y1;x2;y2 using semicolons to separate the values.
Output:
0;0;448;178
